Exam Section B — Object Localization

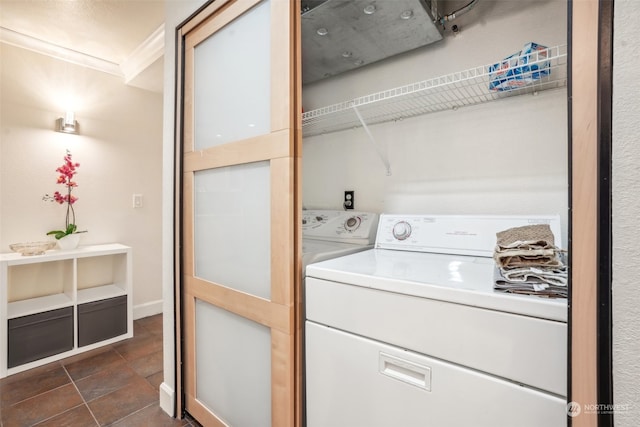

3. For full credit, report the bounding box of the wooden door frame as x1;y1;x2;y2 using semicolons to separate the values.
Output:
569;0;614;425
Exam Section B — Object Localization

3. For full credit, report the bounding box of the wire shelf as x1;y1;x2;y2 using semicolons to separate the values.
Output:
302;44;567;137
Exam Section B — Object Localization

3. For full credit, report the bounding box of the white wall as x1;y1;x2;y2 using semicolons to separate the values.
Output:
612;1;640;424
303;0;569;244
0;44;163;315
161;0;208;417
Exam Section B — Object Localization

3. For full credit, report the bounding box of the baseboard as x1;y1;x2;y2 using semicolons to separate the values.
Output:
159;382;175;417
133;299;163;320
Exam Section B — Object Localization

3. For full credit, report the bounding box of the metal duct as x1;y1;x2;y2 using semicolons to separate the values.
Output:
302;0;443;84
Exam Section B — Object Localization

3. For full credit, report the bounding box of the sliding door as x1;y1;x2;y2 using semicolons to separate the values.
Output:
177;1;301;425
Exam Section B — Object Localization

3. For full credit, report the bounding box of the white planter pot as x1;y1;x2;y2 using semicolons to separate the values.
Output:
57;234;81;250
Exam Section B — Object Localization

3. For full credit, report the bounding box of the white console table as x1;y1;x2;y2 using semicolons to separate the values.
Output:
0;243;132;378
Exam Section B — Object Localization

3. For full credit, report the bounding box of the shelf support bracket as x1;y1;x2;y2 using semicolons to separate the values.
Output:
352;106;392;176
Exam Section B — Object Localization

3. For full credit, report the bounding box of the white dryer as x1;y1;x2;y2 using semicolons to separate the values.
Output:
305;214;568;427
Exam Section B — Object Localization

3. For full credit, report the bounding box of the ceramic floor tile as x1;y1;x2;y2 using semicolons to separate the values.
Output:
33;404;99;427
75;364;139;403
146;371;164;392
0;361;62;387
135;315;163;336
0;365;70;409
110;403;188;427
64;348;126;382
128;350;162;379
1;383;82;426
112;334;162;362
0;314;174;427
87;376;157;426
131;322;153;340
55;347;111;367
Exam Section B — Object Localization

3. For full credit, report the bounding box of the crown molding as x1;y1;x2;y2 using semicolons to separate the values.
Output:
120;25;165;84
0;25;166;86
0;26;123;77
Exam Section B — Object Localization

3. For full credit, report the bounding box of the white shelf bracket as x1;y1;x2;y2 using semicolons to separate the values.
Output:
352;106;392;176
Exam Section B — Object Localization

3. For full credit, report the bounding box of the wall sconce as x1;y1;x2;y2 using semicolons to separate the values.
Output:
55;111;79;134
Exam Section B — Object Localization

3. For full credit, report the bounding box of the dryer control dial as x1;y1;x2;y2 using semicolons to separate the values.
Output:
392;221;412;241
344;216;361;232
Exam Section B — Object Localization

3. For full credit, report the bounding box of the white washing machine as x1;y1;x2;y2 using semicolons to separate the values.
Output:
300;209;379;424
305;214;568;427
302;210;379;269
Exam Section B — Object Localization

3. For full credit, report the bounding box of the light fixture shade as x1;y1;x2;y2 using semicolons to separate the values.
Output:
55;111;79;134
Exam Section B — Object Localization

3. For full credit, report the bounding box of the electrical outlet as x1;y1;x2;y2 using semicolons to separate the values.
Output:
344;191;354;210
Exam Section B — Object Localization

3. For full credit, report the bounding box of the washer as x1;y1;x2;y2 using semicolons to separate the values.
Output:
305;214;568;427
300;209;379;424
302;210;379;268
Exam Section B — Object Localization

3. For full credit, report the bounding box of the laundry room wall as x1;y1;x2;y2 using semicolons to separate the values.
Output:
612;0;640;423
302;0;569;245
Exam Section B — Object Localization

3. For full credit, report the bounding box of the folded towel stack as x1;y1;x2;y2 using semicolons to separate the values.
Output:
493;223;567;298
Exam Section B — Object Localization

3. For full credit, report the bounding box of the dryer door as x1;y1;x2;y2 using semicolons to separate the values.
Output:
306;321;566;427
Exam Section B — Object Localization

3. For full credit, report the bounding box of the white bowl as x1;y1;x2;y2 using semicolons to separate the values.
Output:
9;241;56;256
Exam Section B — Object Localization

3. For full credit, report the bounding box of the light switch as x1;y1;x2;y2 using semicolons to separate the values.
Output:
133;194;143;208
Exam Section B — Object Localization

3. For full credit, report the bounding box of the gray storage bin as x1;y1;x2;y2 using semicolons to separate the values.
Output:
8;307;74;368
78;295;127;347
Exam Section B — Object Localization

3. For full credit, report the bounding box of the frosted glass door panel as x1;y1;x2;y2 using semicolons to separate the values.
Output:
196;299;271;427
194;161;271;299
194;0;271;149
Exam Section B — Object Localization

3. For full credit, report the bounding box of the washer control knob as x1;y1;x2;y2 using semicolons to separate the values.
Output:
392;221;412;240
344;216;361;232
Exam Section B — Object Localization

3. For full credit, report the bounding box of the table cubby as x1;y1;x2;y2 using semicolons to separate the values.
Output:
0;243;132;378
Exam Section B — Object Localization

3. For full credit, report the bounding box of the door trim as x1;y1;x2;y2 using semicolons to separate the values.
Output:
569;0;614;425
595;0;614;425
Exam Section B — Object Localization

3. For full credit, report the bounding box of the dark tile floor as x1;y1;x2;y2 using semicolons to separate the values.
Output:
0;314;195;427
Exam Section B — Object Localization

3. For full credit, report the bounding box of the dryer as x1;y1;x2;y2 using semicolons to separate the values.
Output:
305;214;568;427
